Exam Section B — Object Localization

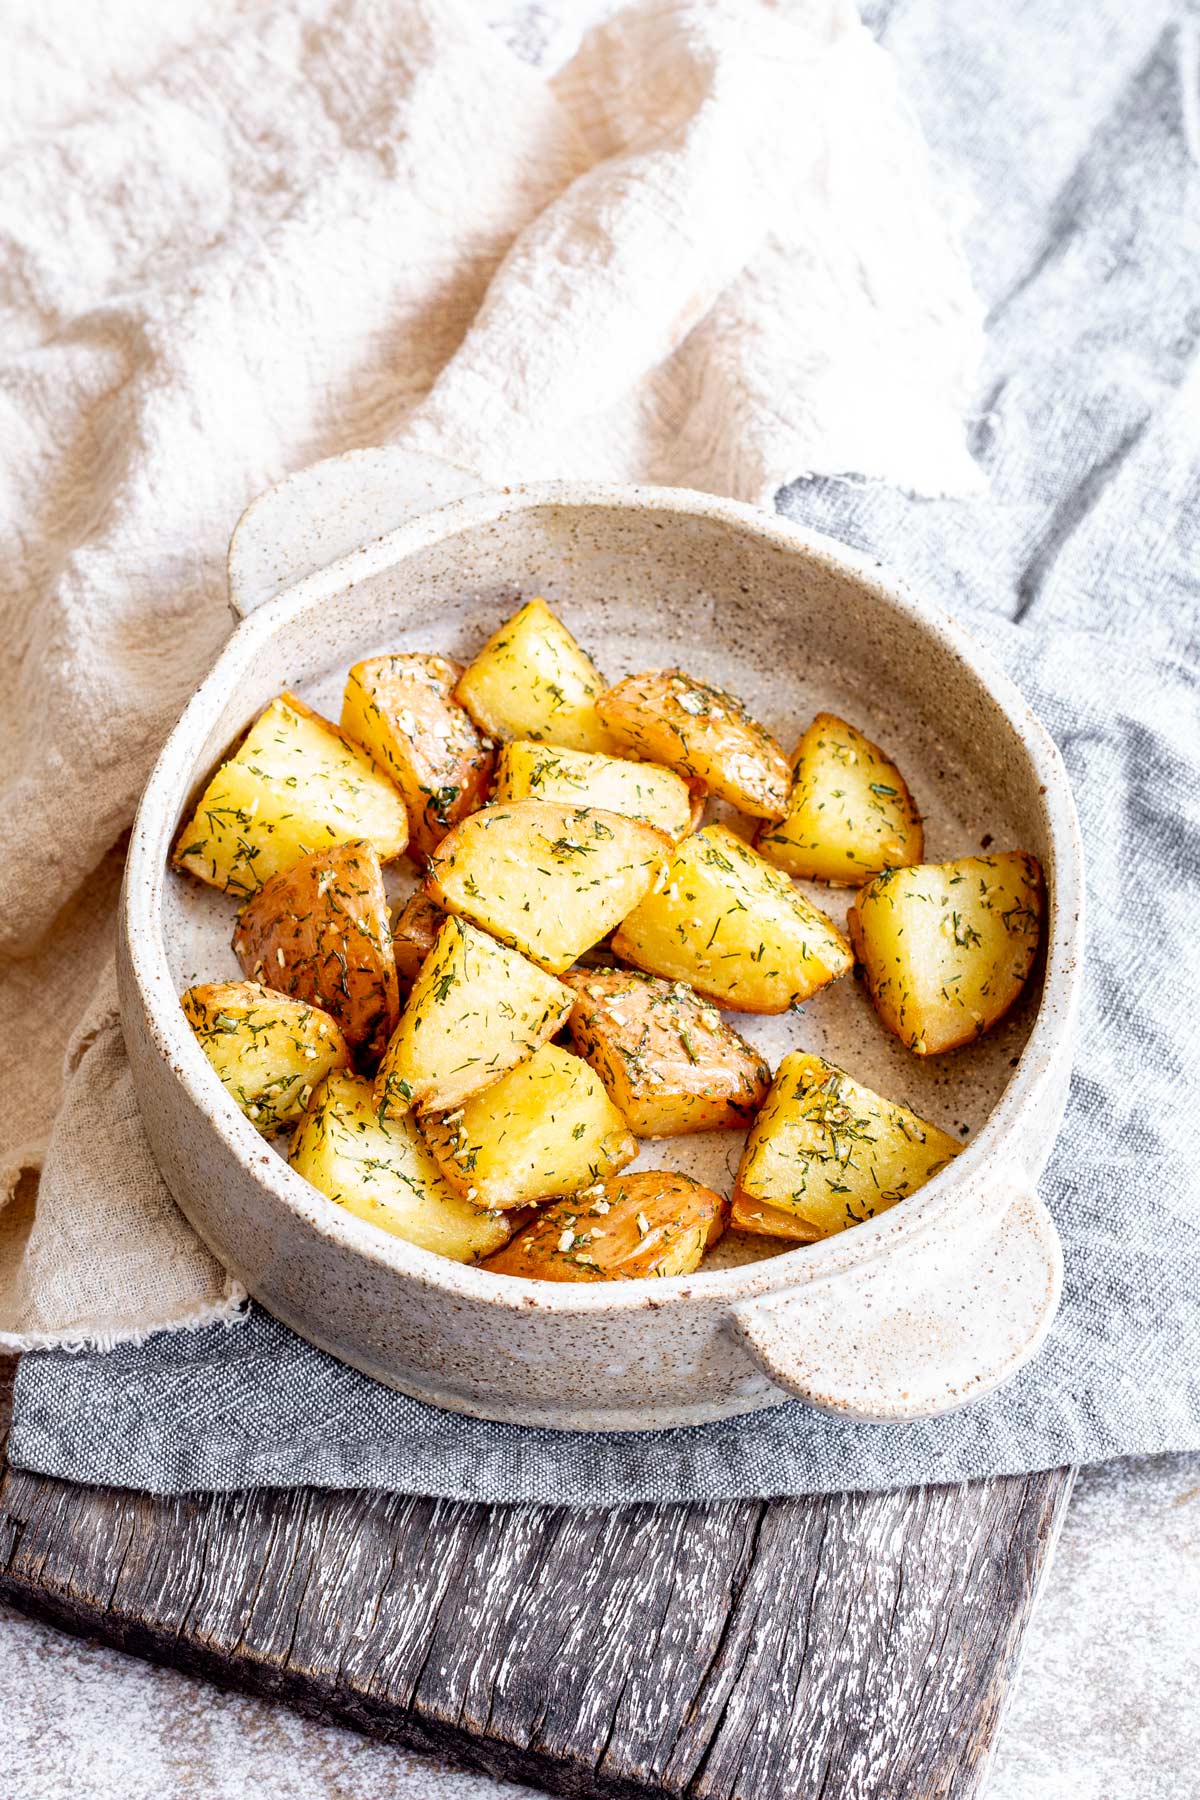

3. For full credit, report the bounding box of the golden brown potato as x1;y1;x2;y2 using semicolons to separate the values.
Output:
419;1043;637;1210
455;599;615;753
232;840;399;1062
756;712;922;884
391;890;445;986
173;692;408;897
341;653;493;859
181;981;350;1133
483;1171;727;1281
735;1051;961;1238
564;967;769;1136
597;669;790;818
493;740;701;841
427;799;672;975
375;916;574;1117
848;852;1044;1055
611;824;852;1013
729;1192;822;1242
290;1072;513;1262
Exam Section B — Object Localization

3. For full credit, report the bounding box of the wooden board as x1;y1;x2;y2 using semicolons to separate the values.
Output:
0;1358;1073;1799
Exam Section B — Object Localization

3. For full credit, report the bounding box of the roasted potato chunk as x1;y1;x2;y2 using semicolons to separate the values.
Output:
756;712;922;884
419;1043;637;1210
391;890;444;986
735;1052;961;1238
375;917;574;1117
232;840;399;1062
612;824;852;1013
848;853;1044;1055
427;799;672;976
729;1192;822;1242
290;1072;512;1262
181;981;350;1133
597;669;790;819
174;692;408;897
341;653;492;859
483;1171;726;1281
455;599;615;753
493;740;701;841
564;968;769;1136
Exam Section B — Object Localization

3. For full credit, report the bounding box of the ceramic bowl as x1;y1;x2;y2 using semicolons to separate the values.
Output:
118;450;1083;1430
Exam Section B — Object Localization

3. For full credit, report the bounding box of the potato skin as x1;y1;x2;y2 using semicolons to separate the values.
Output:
391;890;445;986
611;824;852;1013
565;967;769;1136
455;599;615;753
597;669;790;819
419;1043;637;1210
756;712;923;884
493;740;701;841
174;692;408;896
427;799;672;976
848;852;1044;1055
290;1071;513;1262
232;840;399;1062
181;981;350;1133
735;1051;961;1238
375;916;574;1117
483;1171;726;1281
341;654;492;859
730;1191;822;1242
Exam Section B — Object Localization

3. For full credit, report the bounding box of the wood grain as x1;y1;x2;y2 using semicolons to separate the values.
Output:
0;1355;1073;1799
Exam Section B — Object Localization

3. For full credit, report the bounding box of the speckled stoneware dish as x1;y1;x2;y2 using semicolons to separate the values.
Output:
118;449;1084;1430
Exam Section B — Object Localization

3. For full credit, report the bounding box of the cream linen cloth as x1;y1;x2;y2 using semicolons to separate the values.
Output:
0;0;983;1350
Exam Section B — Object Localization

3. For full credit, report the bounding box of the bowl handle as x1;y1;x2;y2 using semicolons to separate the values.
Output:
728;1174;1063;1422
227;446;491;620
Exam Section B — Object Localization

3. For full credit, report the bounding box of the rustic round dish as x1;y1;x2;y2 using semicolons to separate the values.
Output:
118;452;1083;1431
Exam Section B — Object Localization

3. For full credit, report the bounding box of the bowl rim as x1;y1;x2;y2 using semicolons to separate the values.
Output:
122;479;1085;1317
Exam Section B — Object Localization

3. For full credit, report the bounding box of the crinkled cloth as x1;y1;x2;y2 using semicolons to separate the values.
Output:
7;0;1200;1497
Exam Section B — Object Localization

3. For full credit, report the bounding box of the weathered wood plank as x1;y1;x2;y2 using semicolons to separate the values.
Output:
0;1355;1073;1798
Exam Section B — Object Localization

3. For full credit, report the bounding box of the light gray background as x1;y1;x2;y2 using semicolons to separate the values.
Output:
5;1455;1198;1800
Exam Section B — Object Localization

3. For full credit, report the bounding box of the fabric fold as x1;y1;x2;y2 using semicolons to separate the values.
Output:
0;963;245;1354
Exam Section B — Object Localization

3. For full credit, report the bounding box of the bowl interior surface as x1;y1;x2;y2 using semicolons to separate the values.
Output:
156;497;1054;1278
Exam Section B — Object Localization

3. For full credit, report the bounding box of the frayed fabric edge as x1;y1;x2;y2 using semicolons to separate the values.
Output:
0;1283;250;1356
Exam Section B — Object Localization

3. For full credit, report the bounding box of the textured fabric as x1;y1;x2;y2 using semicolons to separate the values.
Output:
2;969;245;1352
8;0;1200;1499
0;0;982;1352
